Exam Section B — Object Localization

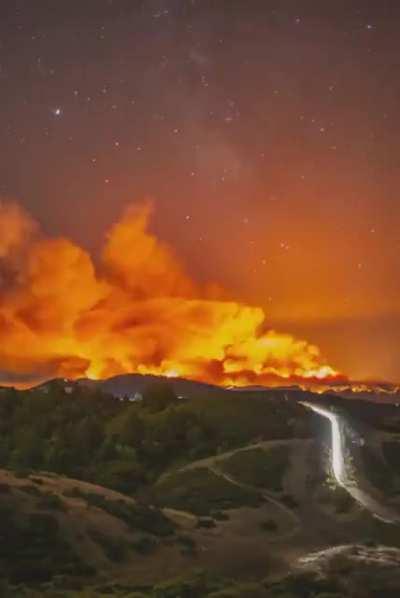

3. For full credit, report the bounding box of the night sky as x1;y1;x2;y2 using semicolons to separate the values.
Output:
1;1;400;383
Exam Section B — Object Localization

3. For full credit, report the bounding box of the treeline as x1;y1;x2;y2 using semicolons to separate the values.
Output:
0;380;311;494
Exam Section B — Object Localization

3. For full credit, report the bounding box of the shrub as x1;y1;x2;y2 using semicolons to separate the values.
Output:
208;584;268;598
177;534;196;548
0;508;85;585
211;510;229;521
95;459;146;494
77;491;174;536
177;534;196;555
260;519;278;532
88;529;127;562
361;446;399;495
131;535;158;555
19;484;43;496
221;446;289;492
37;493;66;511
265;571;339;597
280;494;298;509
196;517;216;529
14;469;31;479
152;570;221;598
326;553;353;575
152;468;262;516
62;486;84;499
142;381;178;413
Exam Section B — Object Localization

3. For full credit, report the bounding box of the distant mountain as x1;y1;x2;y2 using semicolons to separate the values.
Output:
26;373;400;404
321;382;400;404
77;373;227;400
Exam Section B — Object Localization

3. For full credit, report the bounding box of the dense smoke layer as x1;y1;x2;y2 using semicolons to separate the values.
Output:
0;201;340;387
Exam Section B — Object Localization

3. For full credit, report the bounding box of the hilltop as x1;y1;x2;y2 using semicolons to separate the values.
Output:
26;372;400;404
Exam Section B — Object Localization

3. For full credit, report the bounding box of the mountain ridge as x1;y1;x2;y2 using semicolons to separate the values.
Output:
22;373;400;405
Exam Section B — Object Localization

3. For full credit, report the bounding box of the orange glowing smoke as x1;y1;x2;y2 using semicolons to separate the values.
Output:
0;201;341;387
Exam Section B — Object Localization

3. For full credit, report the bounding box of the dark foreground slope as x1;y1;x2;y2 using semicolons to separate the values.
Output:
2;465;400;598
1;379;400;595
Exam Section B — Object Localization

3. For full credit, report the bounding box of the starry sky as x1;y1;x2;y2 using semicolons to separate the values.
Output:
1;0;400;382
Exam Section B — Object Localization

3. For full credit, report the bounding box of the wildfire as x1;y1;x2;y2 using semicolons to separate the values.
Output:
0;201;341;388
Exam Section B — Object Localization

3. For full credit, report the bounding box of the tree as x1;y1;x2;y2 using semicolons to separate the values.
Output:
11;427;44;469
120;409;145;448
141;381;178;413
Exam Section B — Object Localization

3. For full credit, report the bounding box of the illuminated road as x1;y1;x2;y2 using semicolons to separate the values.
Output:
301;401;400;525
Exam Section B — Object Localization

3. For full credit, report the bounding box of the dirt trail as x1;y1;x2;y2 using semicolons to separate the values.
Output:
180;438;305;473
169;439;308;539
209;464;300;531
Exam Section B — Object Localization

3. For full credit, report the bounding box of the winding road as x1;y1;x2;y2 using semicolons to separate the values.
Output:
300;401;400;525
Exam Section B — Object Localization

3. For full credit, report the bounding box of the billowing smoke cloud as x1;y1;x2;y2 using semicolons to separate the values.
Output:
0;201;340;388
102;202;195;299
0;201;36;259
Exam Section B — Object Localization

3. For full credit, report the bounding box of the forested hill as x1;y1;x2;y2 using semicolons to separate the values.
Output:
0;380;313;494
